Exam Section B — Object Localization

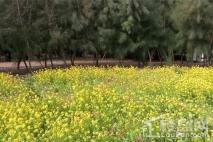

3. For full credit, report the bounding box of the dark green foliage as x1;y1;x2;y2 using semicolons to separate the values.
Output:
0;0;213;67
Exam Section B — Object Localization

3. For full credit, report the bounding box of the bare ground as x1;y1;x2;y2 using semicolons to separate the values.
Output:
0;59;211;75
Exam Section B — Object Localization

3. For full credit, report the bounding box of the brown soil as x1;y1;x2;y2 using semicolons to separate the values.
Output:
0;59;211;75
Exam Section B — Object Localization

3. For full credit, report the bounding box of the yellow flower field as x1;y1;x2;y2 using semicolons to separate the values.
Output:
0;67;212;141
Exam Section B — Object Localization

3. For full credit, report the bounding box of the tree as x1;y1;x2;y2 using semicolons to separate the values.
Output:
0;0;213;67
0;0;35;69
172;0;213;64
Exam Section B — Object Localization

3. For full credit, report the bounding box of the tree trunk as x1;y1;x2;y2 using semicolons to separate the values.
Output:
148;50;152;64
171;50;175;64
44;53;48;68
23;60;29;70
62;52;67;66
50;59;53;68
96;58;99;67
28;60;32;69
26;39;32;69
28;58;32;69
50;53;53;68
45;0;53;68
94;53;99;67
157;50;163;66
16;0;30;70
6;52;12;62
209;33;213;66
210;44;213;66
101;52;106;60
181;53;184;66
71;52;76;66
17;58;22;70
38;57;44;68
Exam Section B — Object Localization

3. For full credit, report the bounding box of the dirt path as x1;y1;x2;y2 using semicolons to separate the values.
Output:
0;59;138;69
0;59;138;75
0;59;210;75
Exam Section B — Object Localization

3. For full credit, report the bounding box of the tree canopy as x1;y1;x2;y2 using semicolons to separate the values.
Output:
0;0;213;68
